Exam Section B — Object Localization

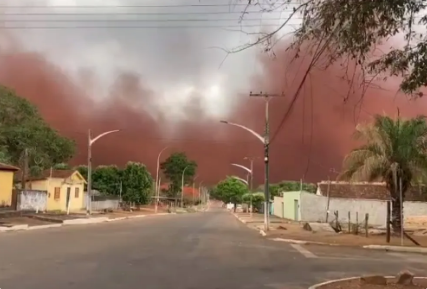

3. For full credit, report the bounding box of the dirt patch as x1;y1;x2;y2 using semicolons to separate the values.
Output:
318;278;427;289
267;226;427;247
0;216;56;227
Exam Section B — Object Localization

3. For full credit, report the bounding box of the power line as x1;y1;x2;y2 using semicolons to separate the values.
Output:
0;3;300;8
0;11;294;16
0;24;299;29
0;18;303;23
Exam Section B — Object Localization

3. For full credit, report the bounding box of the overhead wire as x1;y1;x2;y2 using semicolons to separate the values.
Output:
0;2;301;8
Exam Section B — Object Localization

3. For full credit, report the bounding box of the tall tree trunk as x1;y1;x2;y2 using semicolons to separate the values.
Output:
391;197;402;234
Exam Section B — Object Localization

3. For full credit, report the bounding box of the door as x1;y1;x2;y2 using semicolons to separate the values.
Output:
66;187;71;211
294;199;299;221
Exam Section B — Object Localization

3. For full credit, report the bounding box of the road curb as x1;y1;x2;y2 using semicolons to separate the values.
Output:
363;245;427;254
27;224;63;230
0;224;29;232
308;276;427;289
63;217;109;225
269;237;427;254
232;213;247;224
269;237;337;246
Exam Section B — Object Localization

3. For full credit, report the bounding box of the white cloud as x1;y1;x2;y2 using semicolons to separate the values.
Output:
2;0;301;122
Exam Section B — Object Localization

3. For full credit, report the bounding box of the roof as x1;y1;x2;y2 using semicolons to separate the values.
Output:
0;162;19;172
17;169;86;183
317;181;427;202
160;183;200;197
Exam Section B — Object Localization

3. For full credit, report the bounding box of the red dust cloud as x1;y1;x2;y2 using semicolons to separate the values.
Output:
0;36;426;186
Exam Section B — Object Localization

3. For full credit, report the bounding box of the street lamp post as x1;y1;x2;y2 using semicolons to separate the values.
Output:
155;146;169;213
181;166;190;207
198;181;204;206
192;175;199;205
221;120;270;231
87;129;120;214
232;173;252;214
231;163;253;216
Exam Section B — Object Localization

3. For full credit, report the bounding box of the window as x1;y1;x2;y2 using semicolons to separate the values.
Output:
75;187;79;198
54;187;60;200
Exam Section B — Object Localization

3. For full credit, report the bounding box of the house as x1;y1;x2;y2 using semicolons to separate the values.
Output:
24;169;87;212
0;163;19;207
159;183;200;199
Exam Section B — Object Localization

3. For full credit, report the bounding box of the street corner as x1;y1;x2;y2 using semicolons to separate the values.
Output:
282;240;427;266
363;245;427;255
307;274;427;289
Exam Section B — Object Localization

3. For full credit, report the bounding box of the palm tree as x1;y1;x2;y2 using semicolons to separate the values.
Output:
339;114;427;233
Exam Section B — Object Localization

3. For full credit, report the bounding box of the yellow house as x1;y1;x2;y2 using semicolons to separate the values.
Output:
0;162;19;207
26;170;86;212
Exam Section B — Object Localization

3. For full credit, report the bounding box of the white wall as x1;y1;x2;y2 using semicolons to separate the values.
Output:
299;192;427;226
273;196;283;218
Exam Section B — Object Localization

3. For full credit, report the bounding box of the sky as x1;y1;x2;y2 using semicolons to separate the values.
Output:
0;0;426;187
3;0;298;124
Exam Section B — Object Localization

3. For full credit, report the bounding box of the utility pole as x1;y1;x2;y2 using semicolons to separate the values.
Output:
244;156;260;191
21;148;29;190
244;156;258;217
249;91;285;230
119;181;122;203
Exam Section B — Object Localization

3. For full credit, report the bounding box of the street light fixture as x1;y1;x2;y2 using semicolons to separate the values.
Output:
220;119;270;231
87;129;120;214
231;163;254;217
155;146;169;213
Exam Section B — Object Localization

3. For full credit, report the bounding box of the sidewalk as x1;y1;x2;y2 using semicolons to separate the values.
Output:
232;212;427;254
0;211;176;233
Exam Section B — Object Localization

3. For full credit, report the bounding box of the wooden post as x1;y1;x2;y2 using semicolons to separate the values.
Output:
348;211;351;232
365;213;369;238
386;201;391;243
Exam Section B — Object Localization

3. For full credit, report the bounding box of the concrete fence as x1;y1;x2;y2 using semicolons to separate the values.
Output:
82;193;120;211
273;191;427;226
15;190;48;212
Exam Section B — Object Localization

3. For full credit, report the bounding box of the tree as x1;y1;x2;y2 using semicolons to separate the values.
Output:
92;165;122;195
121;162;153;206
0;147;11;164
160;152;197;198
74;165;88;191
236;0;427;100
0;86;75;173
74;165;88;180
258;181;317;197
339;114;427;233
53;163;71;170
242;192;265;210
215;177;249;211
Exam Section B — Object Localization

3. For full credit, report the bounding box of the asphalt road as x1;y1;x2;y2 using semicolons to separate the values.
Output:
0;209;426;289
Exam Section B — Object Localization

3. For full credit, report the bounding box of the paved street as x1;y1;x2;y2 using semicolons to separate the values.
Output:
0;209;426;289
